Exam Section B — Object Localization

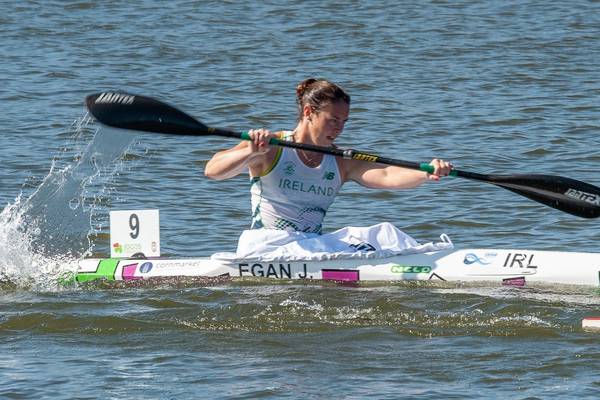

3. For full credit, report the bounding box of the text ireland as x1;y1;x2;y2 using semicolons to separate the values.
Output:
278;178;336;196
239;262;310;279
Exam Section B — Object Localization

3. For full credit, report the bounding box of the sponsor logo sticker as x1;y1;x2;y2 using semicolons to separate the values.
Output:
390;265;432;274
112;242;123;254
352;153;378;162
463;252;497;265
95;92;135;105
565;188;600;206
139;262;153;274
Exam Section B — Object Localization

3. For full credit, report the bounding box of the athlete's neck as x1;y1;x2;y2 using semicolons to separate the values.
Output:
292;124;323;167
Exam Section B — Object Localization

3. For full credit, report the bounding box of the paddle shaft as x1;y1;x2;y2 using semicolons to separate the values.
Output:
223;128;479;178
212;128;431;172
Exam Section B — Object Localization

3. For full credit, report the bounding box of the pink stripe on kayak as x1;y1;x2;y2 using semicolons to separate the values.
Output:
122;263;142;280
321;269;359;282
502;276;526;287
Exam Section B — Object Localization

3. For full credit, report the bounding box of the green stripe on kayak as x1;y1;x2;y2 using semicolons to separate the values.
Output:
76;259;120;283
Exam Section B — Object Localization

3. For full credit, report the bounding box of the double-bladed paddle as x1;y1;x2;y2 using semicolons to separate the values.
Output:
85;92;600;219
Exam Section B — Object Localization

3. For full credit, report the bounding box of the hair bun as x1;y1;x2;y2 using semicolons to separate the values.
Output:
296;78;318;101
294;78;350;121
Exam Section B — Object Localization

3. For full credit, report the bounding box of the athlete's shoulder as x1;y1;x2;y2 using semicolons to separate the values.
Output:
249;131;290;177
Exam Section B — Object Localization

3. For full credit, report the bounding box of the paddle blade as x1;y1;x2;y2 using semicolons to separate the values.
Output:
488;174;600;218
85;92;209;135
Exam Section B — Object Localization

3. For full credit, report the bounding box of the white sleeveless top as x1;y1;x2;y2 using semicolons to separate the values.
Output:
250;139;342;234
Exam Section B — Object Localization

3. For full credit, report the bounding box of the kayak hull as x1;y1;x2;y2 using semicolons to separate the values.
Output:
75;248;600;287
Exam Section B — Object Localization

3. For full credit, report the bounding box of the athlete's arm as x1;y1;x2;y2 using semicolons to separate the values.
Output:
341;158;451;189
204;129;278;180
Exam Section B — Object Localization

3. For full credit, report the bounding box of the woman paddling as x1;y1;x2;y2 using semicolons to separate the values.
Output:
205;78;453;258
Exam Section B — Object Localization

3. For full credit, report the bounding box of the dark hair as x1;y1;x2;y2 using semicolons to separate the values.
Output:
296;78;350;120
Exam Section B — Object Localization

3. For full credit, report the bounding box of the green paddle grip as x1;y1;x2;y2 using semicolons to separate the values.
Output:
240;131;282;145
420;163;457;176
240;131;251;141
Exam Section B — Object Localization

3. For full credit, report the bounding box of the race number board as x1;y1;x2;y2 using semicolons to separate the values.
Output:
109;210;160;258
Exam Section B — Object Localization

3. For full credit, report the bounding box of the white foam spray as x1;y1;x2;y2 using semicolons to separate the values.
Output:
0;114;138;290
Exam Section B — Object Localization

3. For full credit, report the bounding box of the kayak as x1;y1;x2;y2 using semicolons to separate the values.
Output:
74;248;600;287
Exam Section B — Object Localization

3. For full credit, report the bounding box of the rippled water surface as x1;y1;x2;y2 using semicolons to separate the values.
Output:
2;1;600;398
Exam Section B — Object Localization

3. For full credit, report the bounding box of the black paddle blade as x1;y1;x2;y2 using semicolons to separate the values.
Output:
488;174;600;218
85;92;208;135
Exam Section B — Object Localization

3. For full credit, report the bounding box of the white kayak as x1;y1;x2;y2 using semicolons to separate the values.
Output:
75;248;600;287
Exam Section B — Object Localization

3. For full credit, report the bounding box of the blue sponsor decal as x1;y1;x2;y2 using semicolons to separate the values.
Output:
139;262;153;274
463;252;497;265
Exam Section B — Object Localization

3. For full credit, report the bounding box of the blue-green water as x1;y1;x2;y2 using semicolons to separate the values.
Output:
2;1;600;398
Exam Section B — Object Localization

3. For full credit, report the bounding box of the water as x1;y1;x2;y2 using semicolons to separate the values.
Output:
2;1;600;398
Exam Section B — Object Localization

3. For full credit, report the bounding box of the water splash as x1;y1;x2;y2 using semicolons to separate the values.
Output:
0;114;138;290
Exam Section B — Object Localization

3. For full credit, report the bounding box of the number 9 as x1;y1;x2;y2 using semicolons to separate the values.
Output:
129;213;139;239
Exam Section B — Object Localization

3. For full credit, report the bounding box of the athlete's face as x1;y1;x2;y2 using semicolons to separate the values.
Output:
306;101;349;145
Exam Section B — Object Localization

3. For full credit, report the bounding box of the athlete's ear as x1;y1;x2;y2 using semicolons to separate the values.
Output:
303;104;314;121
